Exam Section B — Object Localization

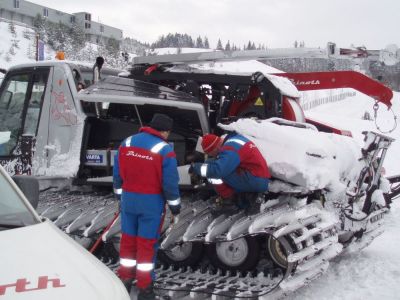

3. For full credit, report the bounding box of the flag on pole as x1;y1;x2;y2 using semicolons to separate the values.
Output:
38;40;45;61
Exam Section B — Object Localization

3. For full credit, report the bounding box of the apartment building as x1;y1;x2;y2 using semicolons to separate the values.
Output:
0;0;123;44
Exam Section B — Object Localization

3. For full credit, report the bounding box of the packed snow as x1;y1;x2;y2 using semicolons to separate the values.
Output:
220;118;363;191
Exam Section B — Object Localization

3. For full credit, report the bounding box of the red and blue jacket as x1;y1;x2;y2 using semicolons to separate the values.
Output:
194;132;270;192
113;127;180;209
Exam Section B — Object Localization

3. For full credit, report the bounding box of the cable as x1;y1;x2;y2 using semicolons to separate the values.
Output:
373;101;398;134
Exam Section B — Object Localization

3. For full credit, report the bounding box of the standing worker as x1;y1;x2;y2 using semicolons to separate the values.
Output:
92;56;104;83
191;132;270;207
113;113;181;299
92;56;105;115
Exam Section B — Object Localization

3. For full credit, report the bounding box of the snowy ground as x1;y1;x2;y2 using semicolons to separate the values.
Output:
291;203;400;300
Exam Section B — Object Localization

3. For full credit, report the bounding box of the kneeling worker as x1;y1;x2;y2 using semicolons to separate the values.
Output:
191;132;270;206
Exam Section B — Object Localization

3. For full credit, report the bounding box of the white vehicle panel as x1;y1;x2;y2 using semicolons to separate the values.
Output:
0;219;129;300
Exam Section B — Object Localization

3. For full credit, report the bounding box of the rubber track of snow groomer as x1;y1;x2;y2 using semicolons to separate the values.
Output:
37;191;120;265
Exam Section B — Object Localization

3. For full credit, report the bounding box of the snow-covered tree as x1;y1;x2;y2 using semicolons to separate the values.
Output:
23;28;32;40
8;45;16;56
70;23;85;50
33;14;46;40
11;39;20;49
8;22;16;37
106;37;120;53
26;40;35;60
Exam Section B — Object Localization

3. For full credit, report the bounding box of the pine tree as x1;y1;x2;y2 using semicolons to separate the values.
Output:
247;41;252;50
216;39;223;50
204;36;210;49
151;33;198;48
196;36;204;48
188;35;194;48
294;40;298;48
225;40;231;51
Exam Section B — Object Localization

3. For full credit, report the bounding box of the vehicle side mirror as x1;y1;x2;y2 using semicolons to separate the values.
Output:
12;175;39;209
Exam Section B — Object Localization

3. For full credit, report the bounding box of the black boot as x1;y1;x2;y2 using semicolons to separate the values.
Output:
121;279;133;294
138;284;156;300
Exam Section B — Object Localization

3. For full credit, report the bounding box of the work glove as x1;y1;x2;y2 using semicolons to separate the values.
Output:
169;203;181;216
172;215;180;225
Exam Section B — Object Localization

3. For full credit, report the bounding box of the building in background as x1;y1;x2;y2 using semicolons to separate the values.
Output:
0;0;123;44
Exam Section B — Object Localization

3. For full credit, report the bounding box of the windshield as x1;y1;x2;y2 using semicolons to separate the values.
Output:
0;73;29;156
0;168;38;230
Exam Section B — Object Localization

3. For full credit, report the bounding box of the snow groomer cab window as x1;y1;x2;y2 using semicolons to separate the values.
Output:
0;68;49;159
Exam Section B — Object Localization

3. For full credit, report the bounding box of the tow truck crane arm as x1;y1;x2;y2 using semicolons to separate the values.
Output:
275;71;393;108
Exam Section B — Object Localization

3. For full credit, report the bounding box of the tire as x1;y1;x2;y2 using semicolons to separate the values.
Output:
206;236;260;272
158;242;204;268
266;235;296;270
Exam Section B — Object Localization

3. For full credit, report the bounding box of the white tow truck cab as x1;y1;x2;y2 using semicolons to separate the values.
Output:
0;164;130;300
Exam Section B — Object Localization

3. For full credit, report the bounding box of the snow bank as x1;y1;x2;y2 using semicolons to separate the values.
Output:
219;118;363;190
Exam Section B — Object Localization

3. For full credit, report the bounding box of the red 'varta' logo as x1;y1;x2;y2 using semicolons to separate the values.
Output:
0;276;66;296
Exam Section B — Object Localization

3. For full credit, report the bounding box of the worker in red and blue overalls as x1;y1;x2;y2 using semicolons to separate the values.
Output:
191;132;270;207
113;113;180;299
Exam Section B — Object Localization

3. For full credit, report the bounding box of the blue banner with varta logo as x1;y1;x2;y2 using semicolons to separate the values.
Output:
86;153;103;164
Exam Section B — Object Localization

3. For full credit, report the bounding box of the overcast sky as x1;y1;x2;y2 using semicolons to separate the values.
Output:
32;0;398;50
